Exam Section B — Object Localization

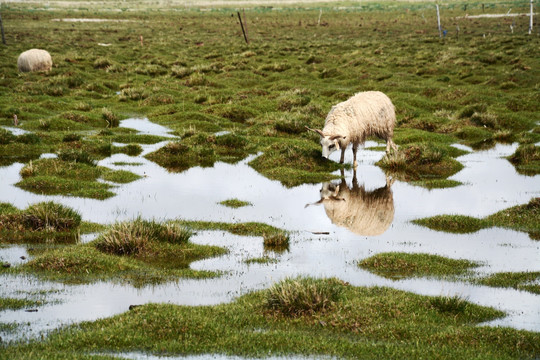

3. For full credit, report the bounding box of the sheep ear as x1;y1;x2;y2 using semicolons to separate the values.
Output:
305;126;324;137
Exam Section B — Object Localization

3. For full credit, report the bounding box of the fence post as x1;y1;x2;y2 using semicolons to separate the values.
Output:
436;4;442;38
242;9;248;42
529;0;534;35
237;11;248;44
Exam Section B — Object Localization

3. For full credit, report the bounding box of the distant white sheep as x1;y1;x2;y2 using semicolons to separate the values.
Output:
307;91;397;167
17;49;52;72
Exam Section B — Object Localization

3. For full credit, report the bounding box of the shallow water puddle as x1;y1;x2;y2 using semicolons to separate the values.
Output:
0;118;539;341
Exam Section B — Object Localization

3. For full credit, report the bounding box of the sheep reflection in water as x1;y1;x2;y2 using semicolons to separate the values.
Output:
308;172;395;236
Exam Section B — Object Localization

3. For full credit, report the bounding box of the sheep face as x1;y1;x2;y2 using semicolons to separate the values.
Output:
319;182;339;199
320;135;345;159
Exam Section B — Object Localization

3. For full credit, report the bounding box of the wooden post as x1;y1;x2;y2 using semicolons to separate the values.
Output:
529;0;534;35
242;9;248;42
237;11;248;44
0;11;6;45
436;4;442;38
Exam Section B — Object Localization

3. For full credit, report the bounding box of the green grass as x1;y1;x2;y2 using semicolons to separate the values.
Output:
5;277;539;360
0;3;538;187
477;272;540;294
358;252;479;280
0;2;539;357
219;199;252;208
0;297;43;311
413;197;540;239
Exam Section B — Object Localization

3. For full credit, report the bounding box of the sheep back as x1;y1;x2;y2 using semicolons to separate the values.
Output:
17;49;53;72
323;91;395;146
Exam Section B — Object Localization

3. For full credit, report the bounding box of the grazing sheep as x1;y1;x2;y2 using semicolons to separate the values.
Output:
307;91;397;167
17;49;52;72
307;173;395;236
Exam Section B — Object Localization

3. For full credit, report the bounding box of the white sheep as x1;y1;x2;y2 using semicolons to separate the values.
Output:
17;49;52;72
307;91;397;167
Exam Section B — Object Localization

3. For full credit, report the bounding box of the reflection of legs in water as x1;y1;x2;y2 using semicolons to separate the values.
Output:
352;143;359;168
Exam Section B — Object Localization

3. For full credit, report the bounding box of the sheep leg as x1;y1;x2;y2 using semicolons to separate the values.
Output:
339;148;345;164
386;139;398;154
352;143;358;168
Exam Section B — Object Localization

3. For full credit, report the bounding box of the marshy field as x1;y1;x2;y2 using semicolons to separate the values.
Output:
0;0;539;358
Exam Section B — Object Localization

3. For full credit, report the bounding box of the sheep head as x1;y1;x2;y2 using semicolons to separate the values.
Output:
306;127;346;159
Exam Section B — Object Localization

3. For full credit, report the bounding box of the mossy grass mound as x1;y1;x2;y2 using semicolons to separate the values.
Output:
219;199;252;208
21;219;226;285
508;144;540;176
377;143;464;183
16;158;140;199
6;278;539;360
94;218;193;256
358;252;478;280
145;132;254;173
413;197;540;239
0;202;81;244
264;277;343;317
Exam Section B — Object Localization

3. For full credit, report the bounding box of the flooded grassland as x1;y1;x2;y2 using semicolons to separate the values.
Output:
0;0;539;358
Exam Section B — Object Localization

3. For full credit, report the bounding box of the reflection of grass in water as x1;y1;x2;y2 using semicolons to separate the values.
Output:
7;278;533;360
358;252;478;280
477;272;540;295
263;232;290;253
413;198;540;239
244;256;278;265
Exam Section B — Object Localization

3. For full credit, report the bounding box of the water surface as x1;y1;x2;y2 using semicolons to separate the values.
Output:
1;118;539;343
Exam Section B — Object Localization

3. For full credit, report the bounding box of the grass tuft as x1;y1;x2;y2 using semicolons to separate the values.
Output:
94;218;193;256
429;295;469;314
23;201;82;231
264;277;344;317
